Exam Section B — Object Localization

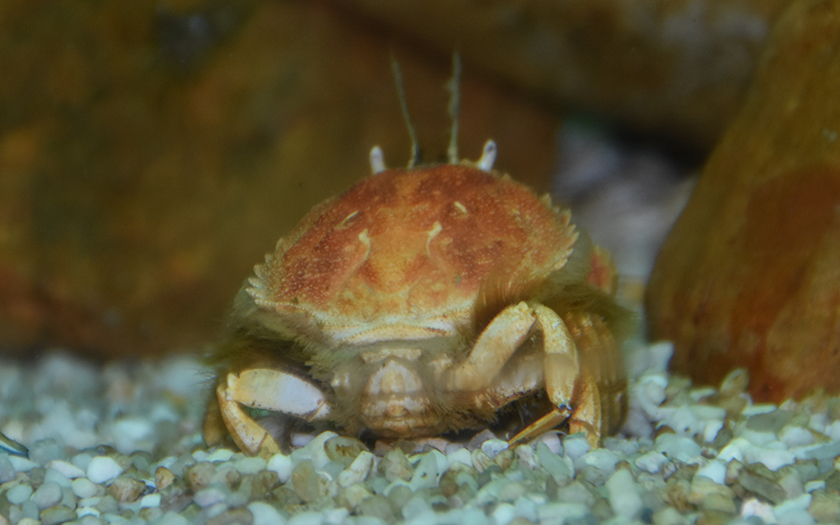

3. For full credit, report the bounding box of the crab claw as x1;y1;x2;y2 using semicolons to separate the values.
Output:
217;368;332;457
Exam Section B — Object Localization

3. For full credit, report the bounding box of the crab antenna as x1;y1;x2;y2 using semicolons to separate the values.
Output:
369;146;386;174
477;140;497;172
446;52;462;164
391;56;421;168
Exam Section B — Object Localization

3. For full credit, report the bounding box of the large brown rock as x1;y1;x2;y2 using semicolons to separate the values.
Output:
646;0;840;402
0;1;557;357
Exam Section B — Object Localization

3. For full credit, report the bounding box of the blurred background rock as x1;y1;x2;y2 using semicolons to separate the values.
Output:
0;0;789;358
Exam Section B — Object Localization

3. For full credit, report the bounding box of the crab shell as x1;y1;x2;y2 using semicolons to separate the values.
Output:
206;155;628;455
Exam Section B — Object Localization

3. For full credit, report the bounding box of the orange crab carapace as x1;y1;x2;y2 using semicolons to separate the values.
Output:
204;138;629;457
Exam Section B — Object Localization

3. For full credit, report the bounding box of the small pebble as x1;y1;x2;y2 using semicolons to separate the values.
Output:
7;483;33;504
72;477;100;499
32;481;62;509
48;459;86;480
562;434;591;460
338;450;374;487
536;442;572;483
140;493;161;508
193;485;229;508
605;468;643;518
86;456;124;484
205;448;235;462
0;454;15;483
8;455;38;472
248;501;286;525
480;439;509;458
266;453;294;484
635;451;669;473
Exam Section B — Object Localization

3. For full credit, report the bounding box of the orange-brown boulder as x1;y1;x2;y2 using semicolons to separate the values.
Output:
0;1;557;358
646;0;840;402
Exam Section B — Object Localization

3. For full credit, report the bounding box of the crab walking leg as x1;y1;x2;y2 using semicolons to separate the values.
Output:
507;305;580;445
218;369;332;457
446;301;536;391
569;372;603;448
533;304;580;411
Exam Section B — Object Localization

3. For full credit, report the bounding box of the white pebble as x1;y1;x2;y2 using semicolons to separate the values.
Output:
266;453;294;484
48;459;86;479
31;481;62;509
193;486;228;508
492;502;516;525
805;480;826;493
744;445;796;471
402;495;434;520
6;483;33;505
635;451;669;473
779;426;813;448
535;432;562;455
8;455;38;472
775;493;812;513
694;460;726;485
824;420;840;440
338;451;373;487
410;452;443;492
741;428;778;446
248;501;287;525
304;431;338;470
563;434;590;460
481;439;509;458
140;493;161;508
153;511;191;525
605;468;643;518
43;468;72;488
447;447;473;469
581;448;620;475
537;502;590;524
233;456;267;475
742;498;776;522
795;439;840;461
287;511;324;525
536;442;573;483
72;477;100;499
323;508;349;525
513;495;538;523
205;449;235;462
718;437;750;463
703;419;724;443
86;456;124;484
776;509;815;525
654;433;702;463
742;404;777;416
76;507;101;518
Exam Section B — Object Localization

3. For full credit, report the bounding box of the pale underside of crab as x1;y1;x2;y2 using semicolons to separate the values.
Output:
204;142;628;457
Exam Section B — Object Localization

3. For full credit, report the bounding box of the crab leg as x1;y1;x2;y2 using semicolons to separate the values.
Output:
446;301;536;391
533;304;580;411
568;372;602;448
217;369;332;457
508;305;581;445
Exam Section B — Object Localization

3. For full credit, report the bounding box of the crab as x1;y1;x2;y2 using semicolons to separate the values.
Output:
203;137;630;457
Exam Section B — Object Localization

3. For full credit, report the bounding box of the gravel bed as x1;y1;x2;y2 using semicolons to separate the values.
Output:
1;342;839;525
